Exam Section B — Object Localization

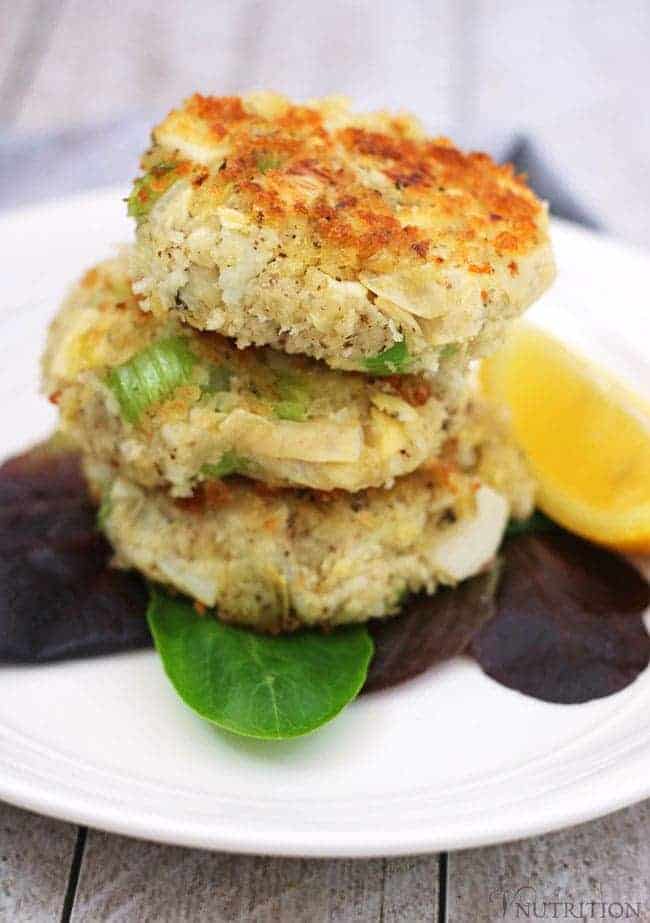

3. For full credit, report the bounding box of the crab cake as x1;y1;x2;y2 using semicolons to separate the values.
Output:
128;92;555;376
42;253;454;496
88;399;535;632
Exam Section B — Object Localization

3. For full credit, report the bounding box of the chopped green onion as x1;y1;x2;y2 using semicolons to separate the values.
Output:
201;452;249;479
127;162;180;221
257;153;282;173
201;364;232;394
272;369;310;421
439;343;459;361
363;339;409;376
106;336;197;424
274;400;307;422
394;584;410;607
96;492;113;532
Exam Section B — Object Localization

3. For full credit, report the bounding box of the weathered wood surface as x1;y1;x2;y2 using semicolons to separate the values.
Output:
0;800;78;922
4;799;650;920
68;831;438;922
447;801;650;922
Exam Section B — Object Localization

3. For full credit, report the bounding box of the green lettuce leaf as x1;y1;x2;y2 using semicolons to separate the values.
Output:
147;587;374;739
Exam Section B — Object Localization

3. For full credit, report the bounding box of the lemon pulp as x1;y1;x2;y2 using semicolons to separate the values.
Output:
481;323;650;552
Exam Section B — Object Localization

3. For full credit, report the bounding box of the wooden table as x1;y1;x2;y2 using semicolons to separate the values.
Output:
2;2;650;919
2;799;650;920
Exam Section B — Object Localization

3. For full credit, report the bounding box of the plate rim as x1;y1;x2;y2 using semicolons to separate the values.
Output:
1;731;650;857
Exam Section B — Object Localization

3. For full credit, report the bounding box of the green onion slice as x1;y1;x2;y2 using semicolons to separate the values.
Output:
106;336;197;424
96;492;113;532
439;343;459;361
127;162;181;221
201;452;250;479
274;400;307;422
363;339;409;376
256;153;282;173
272;370;310;421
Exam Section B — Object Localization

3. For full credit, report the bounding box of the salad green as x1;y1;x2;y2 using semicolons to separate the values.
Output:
505;510;557;538
147;587;374;739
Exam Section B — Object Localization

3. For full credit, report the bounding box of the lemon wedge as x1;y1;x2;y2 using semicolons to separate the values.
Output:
481;323;650;552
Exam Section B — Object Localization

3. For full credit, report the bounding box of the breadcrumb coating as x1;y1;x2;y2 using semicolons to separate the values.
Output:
129;92;555;374
42;251;456;495
88;398;535;632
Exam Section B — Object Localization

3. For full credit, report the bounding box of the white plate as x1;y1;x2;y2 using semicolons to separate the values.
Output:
0;187;648;858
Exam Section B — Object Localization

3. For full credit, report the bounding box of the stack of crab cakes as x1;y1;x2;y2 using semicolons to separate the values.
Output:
42;92;554;632
43;252;453;498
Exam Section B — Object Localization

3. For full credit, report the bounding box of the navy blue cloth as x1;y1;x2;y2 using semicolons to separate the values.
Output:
504;136;601;230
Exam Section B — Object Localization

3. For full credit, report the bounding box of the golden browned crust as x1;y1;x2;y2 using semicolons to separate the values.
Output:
145;92;547;279
129;93;554;373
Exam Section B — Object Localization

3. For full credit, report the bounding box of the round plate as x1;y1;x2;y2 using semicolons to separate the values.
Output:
0;187;648;857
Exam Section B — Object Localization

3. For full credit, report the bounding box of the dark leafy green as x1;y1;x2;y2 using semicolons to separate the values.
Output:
471;531;650;703
505;509;557;538
147;588;374;739
363;339;409;375
363;567;500;694
0;446;149;663
4;443;648;717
